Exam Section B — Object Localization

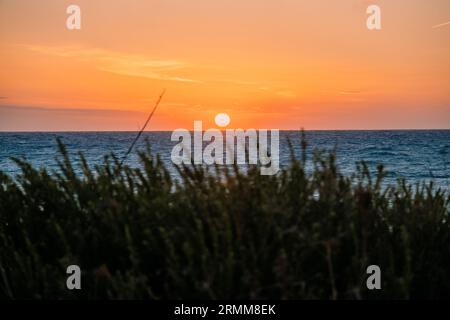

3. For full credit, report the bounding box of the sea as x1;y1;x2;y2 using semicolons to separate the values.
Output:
0;130;449;191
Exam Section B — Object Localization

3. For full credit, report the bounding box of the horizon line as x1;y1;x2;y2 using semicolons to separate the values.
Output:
1;128;449;133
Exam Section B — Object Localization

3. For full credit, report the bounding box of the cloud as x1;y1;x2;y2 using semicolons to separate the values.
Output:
276;91;296;98
0;104;144;116
22;45;293;91
338;90;362;95
21;45;294;96
432;21;450;29
0;105;148;131
24;45;200;83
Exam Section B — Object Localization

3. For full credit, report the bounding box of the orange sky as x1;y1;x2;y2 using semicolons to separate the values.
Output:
0;0;449;131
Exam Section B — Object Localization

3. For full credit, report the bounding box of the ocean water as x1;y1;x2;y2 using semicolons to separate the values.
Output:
0;130;449;190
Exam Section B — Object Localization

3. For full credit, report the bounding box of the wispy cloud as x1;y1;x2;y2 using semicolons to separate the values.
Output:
338;90;362;95
0;105;149;131
24;45;200;83
432;21;450;29
276;91;296;98
0;104;144;115
21;45;295;96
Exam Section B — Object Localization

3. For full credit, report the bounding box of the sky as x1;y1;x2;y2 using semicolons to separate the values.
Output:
0;0;449;131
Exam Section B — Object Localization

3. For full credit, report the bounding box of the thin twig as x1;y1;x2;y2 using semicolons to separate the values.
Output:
120;89;166;166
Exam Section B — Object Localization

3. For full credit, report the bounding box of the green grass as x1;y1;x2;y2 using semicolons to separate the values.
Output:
0;138;449;299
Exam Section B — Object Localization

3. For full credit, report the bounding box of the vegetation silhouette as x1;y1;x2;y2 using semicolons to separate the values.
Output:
0;136;448;299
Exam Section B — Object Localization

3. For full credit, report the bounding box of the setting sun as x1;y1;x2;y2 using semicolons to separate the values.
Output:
214;113;231;128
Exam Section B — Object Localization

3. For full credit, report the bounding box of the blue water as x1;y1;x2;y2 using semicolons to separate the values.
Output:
0;130;449;190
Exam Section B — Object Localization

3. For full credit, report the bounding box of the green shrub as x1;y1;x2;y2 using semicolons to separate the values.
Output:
0;139;449;299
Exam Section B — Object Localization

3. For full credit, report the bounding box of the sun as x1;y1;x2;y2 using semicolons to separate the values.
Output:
214;113;230;127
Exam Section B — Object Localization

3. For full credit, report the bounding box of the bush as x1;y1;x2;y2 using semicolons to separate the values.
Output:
0;139;449;299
